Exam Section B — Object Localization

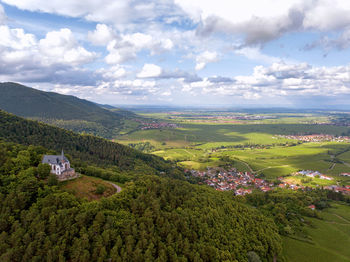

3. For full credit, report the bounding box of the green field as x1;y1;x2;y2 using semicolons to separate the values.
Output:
117;123;350;145
115;112;350;182
283;203;350;262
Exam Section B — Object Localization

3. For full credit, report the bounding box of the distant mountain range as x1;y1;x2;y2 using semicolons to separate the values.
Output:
0;82;142;138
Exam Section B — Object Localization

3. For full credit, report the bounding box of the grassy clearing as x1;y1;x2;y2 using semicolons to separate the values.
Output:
283;175;335;187
282;203;350;262
179;161;211;170
153;148;204;161
60;175;117;201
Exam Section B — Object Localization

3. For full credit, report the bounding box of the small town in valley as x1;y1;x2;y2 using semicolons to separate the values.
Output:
135;119;178;130
276;134;350;142
187;167;350;196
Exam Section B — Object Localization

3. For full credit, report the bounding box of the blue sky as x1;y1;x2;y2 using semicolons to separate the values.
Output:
1;0;350;107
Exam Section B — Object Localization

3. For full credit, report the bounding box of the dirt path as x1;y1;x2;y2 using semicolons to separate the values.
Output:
107;182;122;193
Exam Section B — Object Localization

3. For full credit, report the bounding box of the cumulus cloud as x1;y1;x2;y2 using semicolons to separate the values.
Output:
304;27;350;52
2;0;184;29
181;62;350;99
104;32;173;64
39;28;96;65
0;4;7;24
0;25;97;85
5;0;350;49
137;64;162;78
97;79;158;96
0;26;36;49
234;47;281;64
87;24;115;46
175;0;350;46
97;65;127;80
160;69;201;83
195;51;218;70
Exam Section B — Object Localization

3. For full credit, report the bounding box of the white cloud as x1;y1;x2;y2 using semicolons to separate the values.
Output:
161;90;172;96
243;92;261;100
0;4;7;24
175;0;350;45
195;51;218;70
303;1;350;31
97;65;127;80
137;63;162;78
175;0;303;24
96;79;158;96
305;27;350;52
5;0;350;48
88;24;115;46
105;32;174;64
234;47;281;64
0;25;98;85
39;28;96;65
2;0;183;29
180;62;350;100
0;26;36;49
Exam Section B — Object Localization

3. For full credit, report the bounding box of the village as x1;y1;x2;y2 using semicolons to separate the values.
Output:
187;167;350;196
276;134;350;142
135;119;178;130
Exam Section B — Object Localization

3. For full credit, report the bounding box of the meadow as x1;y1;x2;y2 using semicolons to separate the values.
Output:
60;175;117;201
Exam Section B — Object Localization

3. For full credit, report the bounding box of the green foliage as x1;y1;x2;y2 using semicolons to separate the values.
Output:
128;142;155;153
0;110;185;180
95;184;106;194
0;141;283;261
245;188;350;238
77;165;132;184
37;163;50;179
47;173;58;186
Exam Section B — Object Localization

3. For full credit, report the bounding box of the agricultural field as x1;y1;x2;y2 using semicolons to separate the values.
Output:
283;203;350;262
115;110;350;184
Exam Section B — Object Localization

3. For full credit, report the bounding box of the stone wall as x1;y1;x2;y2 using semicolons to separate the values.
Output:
57;168;79;181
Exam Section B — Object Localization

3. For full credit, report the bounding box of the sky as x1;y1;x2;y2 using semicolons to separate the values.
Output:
1;0;350;108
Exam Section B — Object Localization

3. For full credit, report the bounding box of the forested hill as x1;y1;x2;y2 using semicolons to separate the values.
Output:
0;110;184;179
0;141;282;261
0;82;140;138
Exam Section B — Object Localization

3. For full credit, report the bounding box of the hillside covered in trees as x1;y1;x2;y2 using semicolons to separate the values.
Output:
0;140;283;261
0;110;184;180
0;82;141;138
